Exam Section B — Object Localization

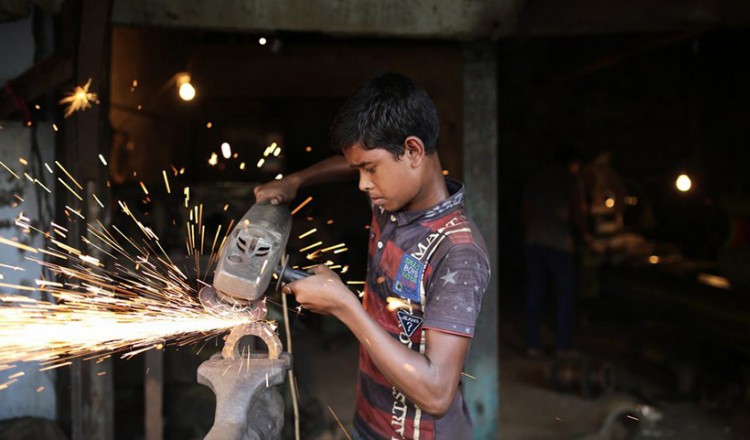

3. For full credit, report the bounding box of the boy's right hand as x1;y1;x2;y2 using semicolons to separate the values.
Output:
254;177;299;205
282;265;358;317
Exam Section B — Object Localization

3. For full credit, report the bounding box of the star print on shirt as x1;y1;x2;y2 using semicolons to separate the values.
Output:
441;269;457;286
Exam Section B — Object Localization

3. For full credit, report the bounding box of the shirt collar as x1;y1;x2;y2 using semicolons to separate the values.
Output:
380;178;465;226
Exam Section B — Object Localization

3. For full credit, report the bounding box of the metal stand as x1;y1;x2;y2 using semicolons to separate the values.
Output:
197;323;291;440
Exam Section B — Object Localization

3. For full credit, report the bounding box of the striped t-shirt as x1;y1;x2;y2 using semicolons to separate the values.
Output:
353;179;491;440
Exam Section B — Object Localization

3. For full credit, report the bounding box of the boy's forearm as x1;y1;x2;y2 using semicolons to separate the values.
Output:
333;295;466;416
287;155;356;189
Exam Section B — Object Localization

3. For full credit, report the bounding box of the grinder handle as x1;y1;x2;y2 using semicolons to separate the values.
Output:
274;265;310;284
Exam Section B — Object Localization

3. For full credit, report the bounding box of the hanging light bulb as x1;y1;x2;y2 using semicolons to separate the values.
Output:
676;173;692;192
176;73;196;101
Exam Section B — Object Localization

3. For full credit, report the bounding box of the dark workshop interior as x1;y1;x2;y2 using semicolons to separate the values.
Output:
2;1;750;439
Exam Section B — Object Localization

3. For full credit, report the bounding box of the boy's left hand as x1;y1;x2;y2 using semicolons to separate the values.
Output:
282;265;357;316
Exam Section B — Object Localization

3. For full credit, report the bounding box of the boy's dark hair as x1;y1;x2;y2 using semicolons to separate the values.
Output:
330;72;440;158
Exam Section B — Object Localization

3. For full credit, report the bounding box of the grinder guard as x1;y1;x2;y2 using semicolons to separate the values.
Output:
213;201;292;304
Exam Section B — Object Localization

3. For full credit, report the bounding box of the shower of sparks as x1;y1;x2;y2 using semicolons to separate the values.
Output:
291;196;313;216
0;161;20;179
0;295;250;366
55;161;83;190
221;142;232;159
306;250;321;260
0;167;269;388
208;153;219;166
59;78;99;118
262;143;278;157
162;171;171;194
298;228;317;239
320;243;345;253
0;205;254;371
0;138;360;390
58;178;82;201
92;194;104;209
298;241;322;253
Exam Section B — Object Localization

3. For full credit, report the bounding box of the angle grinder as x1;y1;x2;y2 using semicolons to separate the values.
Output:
199;200;309;319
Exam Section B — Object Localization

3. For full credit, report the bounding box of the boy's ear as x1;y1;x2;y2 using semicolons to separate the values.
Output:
403;136;426;167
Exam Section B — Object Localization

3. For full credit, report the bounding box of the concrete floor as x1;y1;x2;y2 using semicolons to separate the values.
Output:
297;315;750;440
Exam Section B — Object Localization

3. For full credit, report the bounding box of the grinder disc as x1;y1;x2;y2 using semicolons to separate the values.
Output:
198;286;268;320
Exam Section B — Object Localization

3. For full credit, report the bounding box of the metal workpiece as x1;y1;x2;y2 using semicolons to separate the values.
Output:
222;321;283;361
199;286;269;321
198;352;292;440
213;201;293;303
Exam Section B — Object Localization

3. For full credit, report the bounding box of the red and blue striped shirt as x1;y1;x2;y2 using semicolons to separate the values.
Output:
354;179;491;440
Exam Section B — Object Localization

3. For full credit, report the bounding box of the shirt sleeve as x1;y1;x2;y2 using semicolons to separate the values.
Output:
423;243;491;337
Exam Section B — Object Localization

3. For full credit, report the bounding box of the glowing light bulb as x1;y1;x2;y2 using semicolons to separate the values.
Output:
259;37;267;45
605;197;615;208
676;174;692;192
179;82;196;101
176;73;196;101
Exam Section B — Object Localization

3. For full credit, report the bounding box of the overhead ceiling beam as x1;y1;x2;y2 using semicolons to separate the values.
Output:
0;0;64;22
112;0;526;39
112;0;750;38
517;0;750;36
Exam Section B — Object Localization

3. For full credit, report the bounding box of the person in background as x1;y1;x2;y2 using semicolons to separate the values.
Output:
522;145;591;357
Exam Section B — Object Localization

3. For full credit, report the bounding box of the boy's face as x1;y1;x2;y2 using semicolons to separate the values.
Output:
343;143;420;212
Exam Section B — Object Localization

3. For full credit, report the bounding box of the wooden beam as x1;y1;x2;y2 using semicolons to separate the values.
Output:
112;0;525;39
73;0;112;182
145;349;164;440
462;42;499;440
61;0;114;438
517;0;750;36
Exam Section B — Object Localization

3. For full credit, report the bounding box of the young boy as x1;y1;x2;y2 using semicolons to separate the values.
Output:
254;72;490;440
